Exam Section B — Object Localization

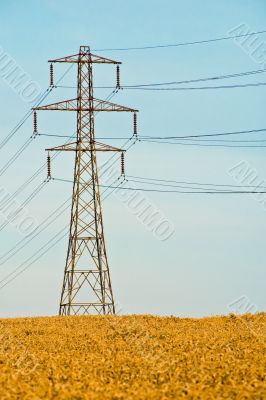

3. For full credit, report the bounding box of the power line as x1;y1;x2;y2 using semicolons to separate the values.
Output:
0;224;69;290
54;176;237;193
38;131;266;147
127;178;234;192
140;139;266;148
2;35;266;294
37;127;266;141
126;178;263;192
37;133;76;139
125;82;266;91
0;89;50;151
93;29;266;52
142;128;266;140
1;155;54;204
0;137;33;177
1;126;258;273
126;175;266;189
121;69;266;87
0;65;74;180
2;88;126;203
0;90;122;281
0;198;71;266
52;178;266;194
0;159;52;216
37;133;136;140
0;89;119;232
101;185;266;195
0;180;49;232
0;177;126;290
1;88;119;204
171;138;266;143
0;64;73;152
0;134;138;284
56;68;266;90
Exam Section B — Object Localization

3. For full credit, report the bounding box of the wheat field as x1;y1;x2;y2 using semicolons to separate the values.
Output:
0;314;265;399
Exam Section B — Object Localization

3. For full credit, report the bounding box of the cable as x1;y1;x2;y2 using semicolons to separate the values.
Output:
126;178;255;193
93;29;266;52
0;64;74;179
0;89;121;263
37;133;136;141
36;127;266;142
126;175;266;189
0;89;50;151
53;64;75;86
56;68;266;90
54;177;231;192
0;136;137;287
0;149;126;268
140;139;266;148
4;156;261;267
100;185;266;195
38;133;76;139
125;82;266;91
0;64;73;152
0;87;138;287
0;88;118;229
119;69;266;88
142;128;266;140
0;155;54;208
0;224;69;289
0;198;71;266
0;137;33;177
0;177;125;290
0;128;137;274
171;138;266;143
53;179;266;194
0;180;48;232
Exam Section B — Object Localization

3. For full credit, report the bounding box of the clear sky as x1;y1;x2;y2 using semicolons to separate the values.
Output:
0;0;265;317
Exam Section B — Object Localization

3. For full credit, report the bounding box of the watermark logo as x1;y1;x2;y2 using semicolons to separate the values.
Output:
228;160;266;210
101;163;175;242
228;24;266;68
0;45;42;103
0;186;38;236
228;295;258;314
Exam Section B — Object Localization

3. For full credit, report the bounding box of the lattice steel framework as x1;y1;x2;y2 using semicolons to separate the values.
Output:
33;46;138;315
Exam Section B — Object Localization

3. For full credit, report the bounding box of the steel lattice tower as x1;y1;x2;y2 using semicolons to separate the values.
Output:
33;46;138;315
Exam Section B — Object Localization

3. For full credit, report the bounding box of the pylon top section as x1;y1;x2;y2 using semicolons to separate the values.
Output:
48;45;121;65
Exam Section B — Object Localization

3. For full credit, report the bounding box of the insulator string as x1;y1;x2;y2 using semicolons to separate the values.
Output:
121;152;125;177
33;111;38;133
133;113;137;137
47;152;51;179
50;63;54;87
116;65;121;89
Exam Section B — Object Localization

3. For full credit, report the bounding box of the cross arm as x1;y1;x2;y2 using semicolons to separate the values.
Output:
45;141;126;152
48;53;121;65
33;98;138;113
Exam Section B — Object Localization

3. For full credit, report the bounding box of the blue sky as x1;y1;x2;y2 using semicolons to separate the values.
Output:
0;0;265;317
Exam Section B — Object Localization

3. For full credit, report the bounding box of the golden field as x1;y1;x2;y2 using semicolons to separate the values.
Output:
0;314;265;399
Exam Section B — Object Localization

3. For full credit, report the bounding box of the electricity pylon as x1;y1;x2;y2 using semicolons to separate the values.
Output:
33;46;138;315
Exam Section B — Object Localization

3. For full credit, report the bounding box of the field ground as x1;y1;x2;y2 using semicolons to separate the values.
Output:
0;314;265;399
